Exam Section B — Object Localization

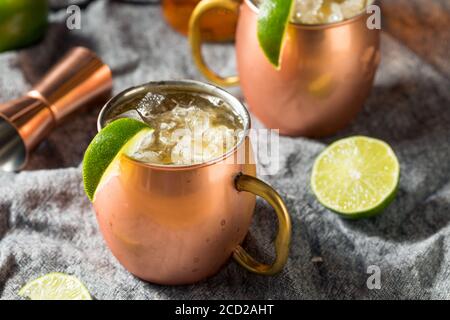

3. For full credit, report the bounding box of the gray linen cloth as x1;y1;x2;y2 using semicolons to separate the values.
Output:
1;1;450;300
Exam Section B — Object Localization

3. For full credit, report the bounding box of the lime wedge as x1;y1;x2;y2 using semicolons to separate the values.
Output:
257;0;294;68
0;0;48;52
311;136;400;219
18;273;92;300
83;118;152;202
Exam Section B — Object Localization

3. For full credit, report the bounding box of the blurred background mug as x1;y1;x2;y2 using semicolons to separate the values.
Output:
189;0;381;137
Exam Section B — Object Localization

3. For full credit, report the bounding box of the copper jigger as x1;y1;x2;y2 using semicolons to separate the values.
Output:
0;47;113;171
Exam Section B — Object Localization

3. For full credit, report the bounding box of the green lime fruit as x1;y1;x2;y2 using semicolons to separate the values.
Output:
311;136;400;219
0;0;48;52
18;273;92;300
257;0;294;68
82;118;153;202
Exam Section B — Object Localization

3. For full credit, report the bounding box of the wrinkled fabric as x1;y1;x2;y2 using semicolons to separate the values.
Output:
1;1;450;300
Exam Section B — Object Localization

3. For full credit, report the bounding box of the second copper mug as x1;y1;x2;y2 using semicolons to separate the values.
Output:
189;0;381;137
95;80;291;285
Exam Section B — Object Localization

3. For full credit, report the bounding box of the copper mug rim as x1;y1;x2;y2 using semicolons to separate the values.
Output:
97;79;251;171
245;0;379;29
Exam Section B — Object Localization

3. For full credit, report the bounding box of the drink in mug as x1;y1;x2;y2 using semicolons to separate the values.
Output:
107;90;244;166
92;81;291;285
255;0;374;25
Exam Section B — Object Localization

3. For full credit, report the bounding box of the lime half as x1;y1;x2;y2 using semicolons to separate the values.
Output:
83;118;152;202
311;136;400;219
18;273;92;300
257;0;294;68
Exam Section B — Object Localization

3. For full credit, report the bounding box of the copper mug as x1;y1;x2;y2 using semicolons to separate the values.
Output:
189;0;381;137
95;80;291;285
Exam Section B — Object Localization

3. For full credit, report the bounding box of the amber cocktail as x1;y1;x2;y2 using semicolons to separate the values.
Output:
162;0;238;41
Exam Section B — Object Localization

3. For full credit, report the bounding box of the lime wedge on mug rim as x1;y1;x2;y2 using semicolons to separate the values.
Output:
83;118;152;202
18;273;92;300
257;0;294;68
311;136;400;219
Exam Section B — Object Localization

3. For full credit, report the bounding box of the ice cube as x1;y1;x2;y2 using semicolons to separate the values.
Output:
136;130;155;150
296;0;323;15
327;3;343;23
131;150;160;163
137;93;165;116
159;125;186;146
160;121;177;131
128;131;159;162
205;95;224;107
294;0;324;24
137;92;179;120
108;109;144;124
170;125;237;165
171;106;189;118
204;126;236;153
171;134;197;165
185;107;211;133
340;0;367;19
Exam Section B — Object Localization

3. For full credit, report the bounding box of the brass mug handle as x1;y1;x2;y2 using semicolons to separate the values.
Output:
233;174;292;275
189;0;240;87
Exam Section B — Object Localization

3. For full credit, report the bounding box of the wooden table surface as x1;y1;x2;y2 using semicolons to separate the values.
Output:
382;0;450;79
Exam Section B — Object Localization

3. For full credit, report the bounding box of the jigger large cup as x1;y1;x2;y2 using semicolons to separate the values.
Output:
0;47;112;171
95;80;291;285
189;0;381;137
